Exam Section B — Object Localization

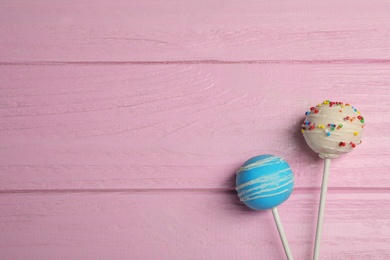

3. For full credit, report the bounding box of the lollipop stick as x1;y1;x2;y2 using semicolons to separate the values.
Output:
313;158;331;260
271;207;294;260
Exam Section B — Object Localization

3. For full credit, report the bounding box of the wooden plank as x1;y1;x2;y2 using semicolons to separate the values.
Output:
0;192;388;260
1;64;389;191
1;0;390;62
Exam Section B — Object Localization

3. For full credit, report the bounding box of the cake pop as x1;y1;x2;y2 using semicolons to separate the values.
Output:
301;100;364;260
301;100;364;159
236;154;295;260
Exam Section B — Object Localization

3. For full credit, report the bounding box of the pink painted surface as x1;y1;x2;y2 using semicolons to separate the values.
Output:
1;0;390;62
0;1;389;259
0;192;389;260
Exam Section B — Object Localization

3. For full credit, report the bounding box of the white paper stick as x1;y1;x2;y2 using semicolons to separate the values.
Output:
272;207;294;260
313;158;331;260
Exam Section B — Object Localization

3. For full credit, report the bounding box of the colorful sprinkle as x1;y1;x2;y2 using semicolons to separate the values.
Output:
304;102;365;148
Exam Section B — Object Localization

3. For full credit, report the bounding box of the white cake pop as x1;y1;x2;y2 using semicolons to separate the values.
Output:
301;100;365;260
301;100;364;159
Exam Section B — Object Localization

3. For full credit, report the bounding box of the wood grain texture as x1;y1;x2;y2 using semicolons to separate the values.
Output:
1;0;390;62
0;192;389;260
1;0;390;259
1;64;389;191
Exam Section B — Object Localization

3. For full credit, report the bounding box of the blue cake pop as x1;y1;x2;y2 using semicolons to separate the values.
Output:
236;154;295;259
236;154;294;210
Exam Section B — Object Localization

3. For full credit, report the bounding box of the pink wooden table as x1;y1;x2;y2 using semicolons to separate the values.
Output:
1;1;389;259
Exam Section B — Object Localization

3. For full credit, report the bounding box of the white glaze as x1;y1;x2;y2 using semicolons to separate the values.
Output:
236;155;284;174
236;168;294;202
235;168;292;191
240;189;291;201
302;102;364;158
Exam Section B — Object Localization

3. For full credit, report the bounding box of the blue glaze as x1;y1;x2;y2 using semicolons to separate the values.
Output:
236;154;294;210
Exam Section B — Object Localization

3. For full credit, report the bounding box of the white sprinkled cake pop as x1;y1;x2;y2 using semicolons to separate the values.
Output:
301;100;365;260
301;100;365;159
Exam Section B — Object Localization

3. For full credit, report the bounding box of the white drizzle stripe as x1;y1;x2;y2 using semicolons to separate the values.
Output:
318;145;349;153
235;168;292;190
237;178;292;197
236;156;284;174
238;177;294;201
240;189;291;202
